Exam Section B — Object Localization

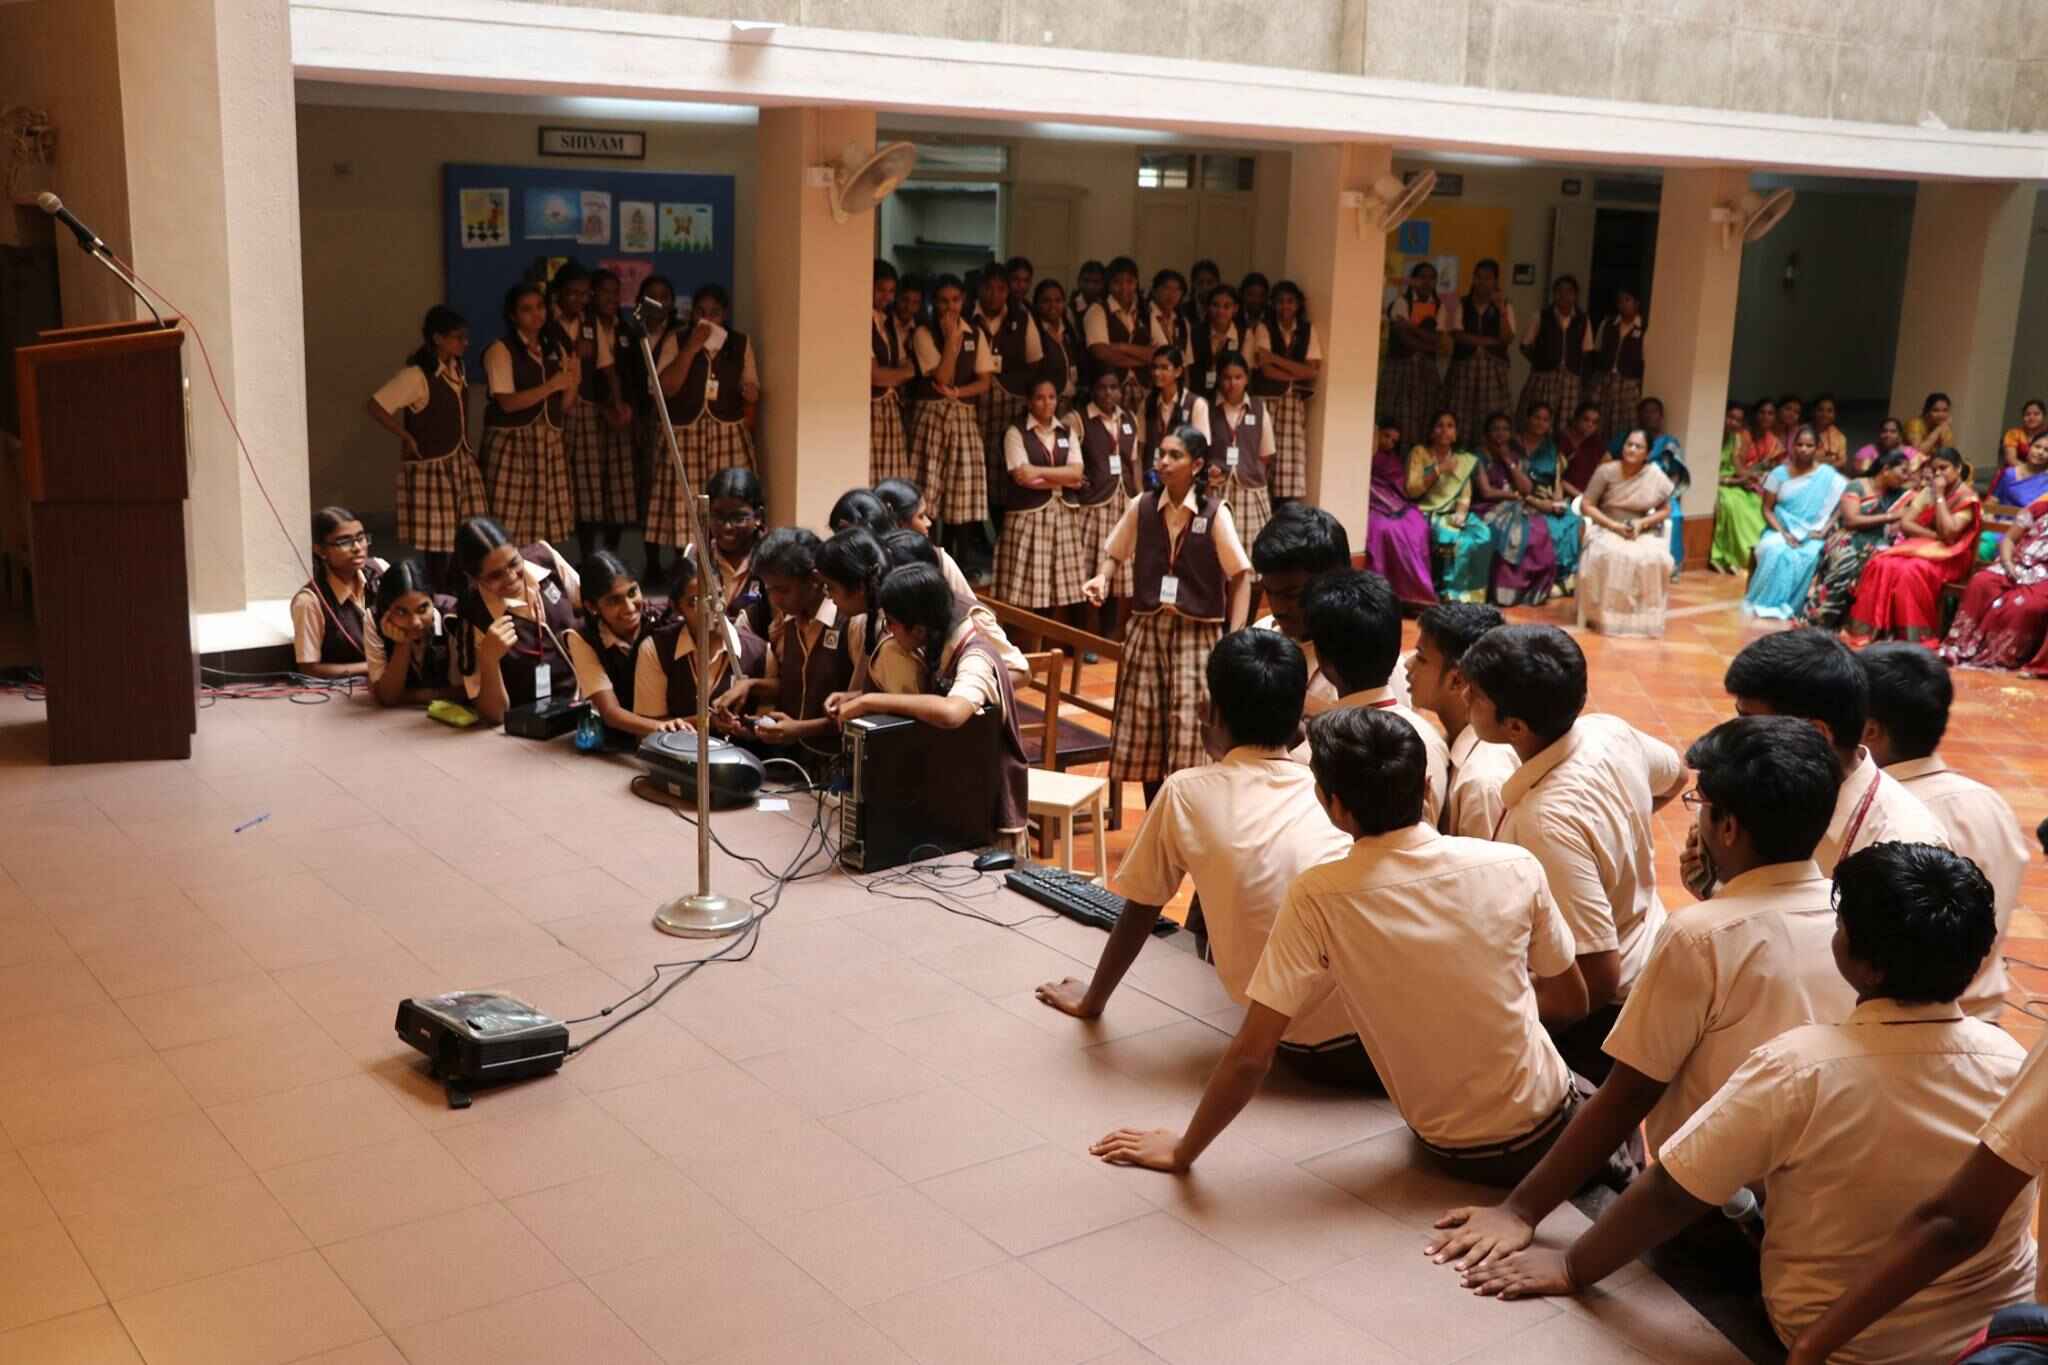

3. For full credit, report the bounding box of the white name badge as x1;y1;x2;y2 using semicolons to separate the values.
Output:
1159;575;1180;607
823;628;840;649
1226;446;1240;470
1245;412;1258;426
1121;421;1134;437
990;352;1003;372
1191;517;1209;534
541;581;562;605
1204;369;1217;389
1108;454;1122;475
963;337;976;352
532;663;552;701
1055;436;1070;450
705;377;721;401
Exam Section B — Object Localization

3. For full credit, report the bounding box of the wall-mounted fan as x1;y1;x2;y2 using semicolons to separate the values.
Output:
812;141;917;223
1709;188;1796;249
1354;170;1436;238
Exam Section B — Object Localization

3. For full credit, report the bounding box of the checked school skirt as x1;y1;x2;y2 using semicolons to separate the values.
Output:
1073;490;1135;599
482;422;575;545
1595;373;1643;444
1219;477;1272;563
1110;609;1222;786
396;446;488;553
993;498;1088;610
914;398;988;528
1442;351;1512;452
565;401;638;526
870;392;914;485
1379;352;1442;452
1267;392;1310;501
1519;368;1582;427
647;416;754;547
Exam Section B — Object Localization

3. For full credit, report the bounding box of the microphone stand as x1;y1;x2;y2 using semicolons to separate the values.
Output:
628;303;751;939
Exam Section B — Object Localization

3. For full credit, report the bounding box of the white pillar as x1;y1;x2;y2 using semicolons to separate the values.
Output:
114;0;310;612
754;107;875;529
1287;142;1391;553
1891;182;2031;470
1642;167;1748;566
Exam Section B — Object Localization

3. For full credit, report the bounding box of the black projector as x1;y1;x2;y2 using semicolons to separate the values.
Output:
395;992;568;1108
634;732;766;809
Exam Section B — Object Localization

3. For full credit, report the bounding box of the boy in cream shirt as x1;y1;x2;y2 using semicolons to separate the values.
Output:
1404;603;1515;840
1297;569;1446;827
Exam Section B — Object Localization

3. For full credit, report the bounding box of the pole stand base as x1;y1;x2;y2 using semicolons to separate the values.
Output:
653;893;752;939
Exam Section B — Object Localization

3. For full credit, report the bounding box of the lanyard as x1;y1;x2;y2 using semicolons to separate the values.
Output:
1838;770;1882;859
1158;493;1204;573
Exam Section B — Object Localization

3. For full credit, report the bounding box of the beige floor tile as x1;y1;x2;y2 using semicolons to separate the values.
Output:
659;978;864;1063
117;971;315;1051
0;1052;197;1148
1024;1211;1277;1340
1298;1244;1562;1361
915;1143;1153;1256
696;1305;914;1365
208;1074;419;1171
1449;1310;1657;1363
65;1174;310;1300
0;958;109;1022
159;1023;360;1108
391;1281;662;1365
1562;1271;1756;1364
503;1159;750;1277
561;1010;721;1094
871;999;1079;1081
0;1150;54;1228
758;1185;1006;1309
739;1033;943;1119
593;1062;809;1162
587;1228;842;1363
289;1340;409;1365
912;928;1090;999
208;900;401;974
21;1112;251;1221
681;1119;904;1226
404;923;587;986
433;1094;657;1199
1143;1285;1408;1365
0;909;76;970
260;1132;493;1245
1149;1141;1418;1282
992;986;1191;1045
867;1259;1125;1365
0;1307;142;1365
800;959;986;1031
0;1221;103;1333
46;895;216;956
320;1201;570;1332
491;865;649;923
112;1247;379;1365
0;1002;154;1087
77;927;262;1001
824;1081;1042;1183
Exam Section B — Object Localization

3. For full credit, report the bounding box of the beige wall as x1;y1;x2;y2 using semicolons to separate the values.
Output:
2005;190;2048;426
0;0;134;326
295;103;758;517
523;0;2045;134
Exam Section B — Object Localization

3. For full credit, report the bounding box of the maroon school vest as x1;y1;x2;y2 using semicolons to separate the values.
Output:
1142;387;1202;469
667;332;748;425
652;618;767;718
1071;407;1138;506
933;631;1029;838
1037;317;1074;400
871;315;900;400
457;544;578;707
550;318;607;404
1130;492;1227;621
913;323;980;402
1249;320;1314;399
1144;303;1188;379
774;609;855;722
307;565;383;666
484;336;565;429
979;308;1036;397
1529;309;1590;377
1597;319;1645;380
1209;398;1269;490
375;598;457;691
575;619;649;710
1453;298;1503;362
404;364;469;459
1187;326;1241;400
1004;416;1071;513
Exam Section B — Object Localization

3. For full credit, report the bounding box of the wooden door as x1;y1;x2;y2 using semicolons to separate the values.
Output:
1136;194;1199;278
1010;183;1085;292
1194;195;1256;280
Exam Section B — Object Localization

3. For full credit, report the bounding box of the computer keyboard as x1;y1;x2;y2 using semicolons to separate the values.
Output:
1003;863;1177;936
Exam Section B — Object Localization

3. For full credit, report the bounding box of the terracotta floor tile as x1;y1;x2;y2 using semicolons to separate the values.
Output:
503;1159;751;1276
1142;1285;1407;1365
866;1259;1125;1365
0;958;108;1022
824;1081;1042;1182
1299;1243;1563;1361
21;1112;251;1221
111;1248;379;1365
117;971;315;1051
159;1021;360;1107
0;1052;197;1148
1450;1311;1658;1364
390;1281;661;1365
433;1095;658;1199
207;1073;419;1171
0;1307;143;1365
739;1033;944;1118
915;1143;1154;1256
0;1221;103;1333
258;1132;493;1246
64;1174;310;1300
1023;1212;1277;1341
694;1305;915;1365
0;1001;154;1087
319;1201;570;1332
681;1117;904;1226
757;1185;1006;1308
593;1062;810;1162
586;1227;842;1362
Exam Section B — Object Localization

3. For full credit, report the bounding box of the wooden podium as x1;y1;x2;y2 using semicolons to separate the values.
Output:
15;320;195;763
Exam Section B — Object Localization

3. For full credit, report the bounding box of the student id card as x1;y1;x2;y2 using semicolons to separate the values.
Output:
705;377;720;401
1203;368;1217;390
1108;454;1122;475
1159;575;1180;607
532;663;552;701
1225;446;1240;470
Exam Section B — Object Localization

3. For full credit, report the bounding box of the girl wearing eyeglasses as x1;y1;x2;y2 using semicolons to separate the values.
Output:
694;465;772;641
290;506;389;679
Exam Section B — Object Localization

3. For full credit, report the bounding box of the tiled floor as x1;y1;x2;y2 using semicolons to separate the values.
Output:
0;573;2041;1364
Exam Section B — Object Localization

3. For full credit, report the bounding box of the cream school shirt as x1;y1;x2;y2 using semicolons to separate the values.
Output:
630;616;745;719
565;622;636;700
1661;1001;2036;1365
912;324;997;380
1111;746;1355;1048
1496;713;1686;997
1888;756;2028;1021
970;305;1044;370
290;559;390;665
1248;826;1578;1148
460;545;581;699
1245;320;1324;367
363;603;459;689
1815;748;1950;873
1290;687;1447;830
1602;860;1855;1154
1211;397;1277;467
1099;486;1250;580
1083;298;1148;351
371;359;465;419
1002;415;1077;474
1445;724;1517;841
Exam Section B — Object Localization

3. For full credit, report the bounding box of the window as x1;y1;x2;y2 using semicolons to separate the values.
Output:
1138;153;1194;190
905;141;1009;176
1138;151;1255;192
1200;154;1256;193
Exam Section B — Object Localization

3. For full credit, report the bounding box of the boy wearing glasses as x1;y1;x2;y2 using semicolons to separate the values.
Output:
1429;715;1853;1270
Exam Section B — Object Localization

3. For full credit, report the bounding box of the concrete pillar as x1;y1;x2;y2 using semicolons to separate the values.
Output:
1642;167;1748;563
1891;182;2031;471
114;0;310;612
754;107;875;529
1286;142;1392;552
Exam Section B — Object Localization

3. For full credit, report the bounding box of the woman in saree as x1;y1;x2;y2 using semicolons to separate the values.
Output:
1846;447;1983;644
1741;425;1848;620
1366;415;1437;608
1407;409;1492;604
1801;450;1912;632
1902;391;1956;457
1611;396;1688;577
1474;411;1560;606
1999;398;2046;474
1848;416;1909;479
1519;401;1582;594
1747;398;1785;473
1577;429;1675;637
1991;424;2048;509
1710;399;1766;575
1943;457;2048;670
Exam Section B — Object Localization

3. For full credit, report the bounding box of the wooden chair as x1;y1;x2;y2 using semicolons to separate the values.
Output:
977;594;1124;830
1940;501;2019;635
1015;651;1064;771
1027;767;1110;881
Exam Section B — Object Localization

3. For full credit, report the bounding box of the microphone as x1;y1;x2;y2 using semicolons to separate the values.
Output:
35;193;107;254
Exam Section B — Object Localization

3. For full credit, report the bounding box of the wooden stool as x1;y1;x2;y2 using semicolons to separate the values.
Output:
1027;768;1109;883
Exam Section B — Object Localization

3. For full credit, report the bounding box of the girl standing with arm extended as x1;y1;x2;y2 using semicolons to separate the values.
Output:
363;305;487;591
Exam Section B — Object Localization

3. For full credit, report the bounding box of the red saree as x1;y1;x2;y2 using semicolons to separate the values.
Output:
1848;487;1983;644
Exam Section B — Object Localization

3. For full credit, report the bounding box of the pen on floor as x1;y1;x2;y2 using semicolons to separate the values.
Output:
233;813;270;834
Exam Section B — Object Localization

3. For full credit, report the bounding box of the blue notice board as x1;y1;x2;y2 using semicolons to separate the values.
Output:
443;162;736;377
